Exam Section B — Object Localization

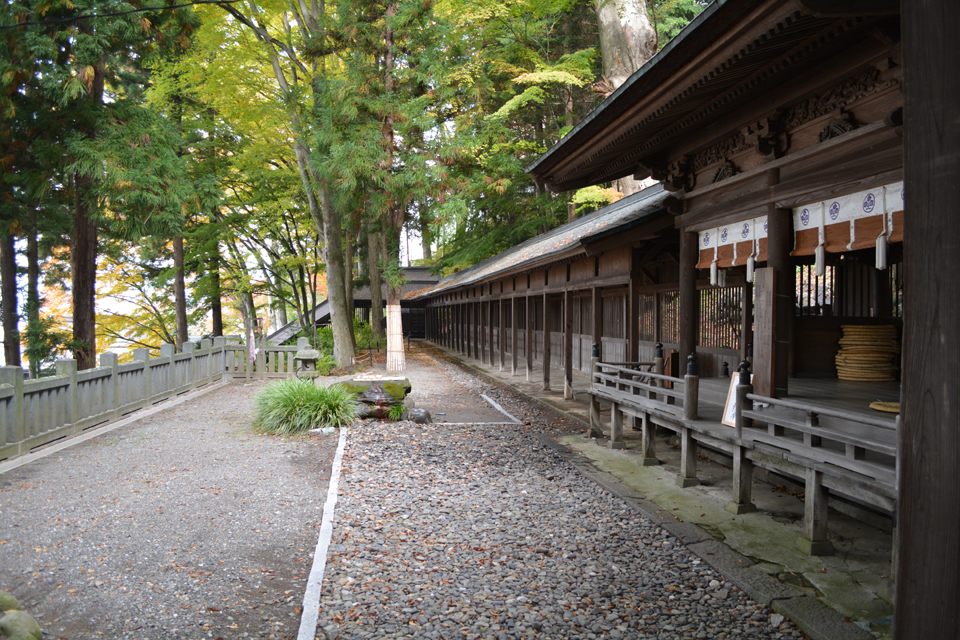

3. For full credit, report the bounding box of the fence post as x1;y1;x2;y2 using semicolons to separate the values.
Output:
609;402;625;449
100;352;120;419
0;367;25;453
133;348;151;405
160;344;176;396
728;359;757;513
54;359;79;429
213;337;226;380
257;336;266;381
683;353;699;421
183;342;196;389
640;411;658;466
588;343;603;438
199;339;212;383
654;342;664;388
734;360;753;438
799;468;834;556
677;353;701;488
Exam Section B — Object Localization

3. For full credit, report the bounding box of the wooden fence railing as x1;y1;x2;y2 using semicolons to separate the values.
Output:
0;337;312;462
589;349;898;557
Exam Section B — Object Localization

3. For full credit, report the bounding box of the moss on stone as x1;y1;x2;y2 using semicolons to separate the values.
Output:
382;380;411;400
0;591;20;612
0;610;42;640
337;382;370;397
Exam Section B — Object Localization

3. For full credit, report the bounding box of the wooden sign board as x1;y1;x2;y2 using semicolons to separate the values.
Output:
722;373;753;427
753;267;776;398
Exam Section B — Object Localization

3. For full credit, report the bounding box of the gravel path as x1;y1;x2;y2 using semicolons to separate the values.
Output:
0;381;338;639
315;349;804;640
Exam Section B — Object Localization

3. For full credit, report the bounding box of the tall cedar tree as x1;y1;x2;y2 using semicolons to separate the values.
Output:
2;0;198;368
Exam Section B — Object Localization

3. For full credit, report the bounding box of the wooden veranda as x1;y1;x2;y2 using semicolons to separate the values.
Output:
418;0;907;563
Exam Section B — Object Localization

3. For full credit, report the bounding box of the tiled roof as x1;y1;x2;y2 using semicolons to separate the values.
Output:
413;184;669;299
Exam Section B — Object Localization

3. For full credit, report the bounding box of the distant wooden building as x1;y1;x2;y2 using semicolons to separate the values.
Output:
417;0;902;560
267;267;440;343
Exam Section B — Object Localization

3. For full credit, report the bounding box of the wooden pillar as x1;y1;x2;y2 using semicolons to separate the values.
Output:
463;301;476;358
542;293;551;390
678;231;699;369
799;468;833;556
677;427;699;487
740;280;753;363
726;447;756;514
897;5;960;635
511;298;519;376
766;199;793;398
487;298;494;365
563;289;573;399
640;412;658;466
460;303;466;354
609;402;625;449
629;248;641;362
592;287;602;360
477;300;493;362
499;295;506;371
525;295;533;382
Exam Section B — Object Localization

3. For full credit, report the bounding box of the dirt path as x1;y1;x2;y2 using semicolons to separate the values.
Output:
0;381;337;640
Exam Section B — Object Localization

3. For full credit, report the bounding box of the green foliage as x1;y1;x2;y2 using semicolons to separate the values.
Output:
253;379;360;434
572;185;624;215
649;0;708;50
387;403;406;421
23;309;71;377
316;355;338;376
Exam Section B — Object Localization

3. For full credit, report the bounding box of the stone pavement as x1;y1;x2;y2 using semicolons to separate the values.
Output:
423;342;894;640
315;345;804;640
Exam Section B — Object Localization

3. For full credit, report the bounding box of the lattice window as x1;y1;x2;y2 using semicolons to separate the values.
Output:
796;265;835;316
699;287;741;350
638;294;655;342
659;291;680;345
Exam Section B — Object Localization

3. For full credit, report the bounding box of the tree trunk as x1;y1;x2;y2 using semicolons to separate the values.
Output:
210;253;223;337
368;229;385;344
173;235;188;349
386;280;404;371
26;218;40;377
595;0;656;196
72;62;104;371
383;1;406;372
317;191;354;366
72;180;99;370
419;210;433;261
1;231;20;367
344;220;356;352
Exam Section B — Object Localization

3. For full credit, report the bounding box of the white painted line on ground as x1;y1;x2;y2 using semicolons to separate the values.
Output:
0;379;229;476
298;426;348;640
481;394;522;424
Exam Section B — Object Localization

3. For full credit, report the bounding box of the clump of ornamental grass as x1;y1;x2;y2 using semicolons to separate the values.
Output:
387;403;406;422
253;379;359;435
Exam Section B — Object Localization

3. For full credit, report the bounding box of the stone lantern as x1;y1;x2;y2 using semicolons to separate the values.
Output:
294;348;323;379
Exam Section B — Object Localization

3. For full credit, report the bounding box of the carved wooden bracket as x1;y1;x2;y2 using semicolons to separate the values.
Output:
712;160;740;183
818;110;858;142
662;156;694;192
742;114;788;158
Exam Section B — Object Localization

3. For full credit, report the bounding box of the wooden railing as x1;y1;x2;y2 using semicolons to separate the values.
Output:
0;337;313;463
589;351;898;556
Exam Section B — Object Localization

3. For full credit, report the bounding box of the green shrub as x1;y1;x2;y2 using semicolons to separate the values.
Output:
387;403;406;421
317;354;337;376
253;379;359;435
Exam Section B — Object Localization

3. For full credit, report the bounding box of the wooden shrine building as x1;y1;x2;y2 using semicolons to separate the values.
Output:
416;0;905;561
